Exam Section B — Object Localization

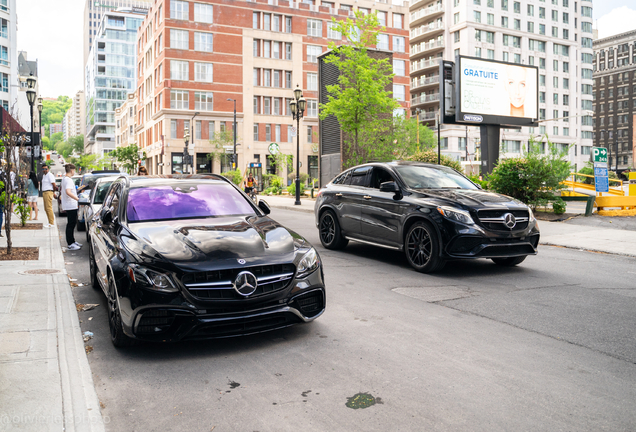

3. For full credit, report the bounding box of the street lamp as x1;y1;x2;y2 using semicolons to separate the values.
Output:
190;111;200;174
227;99;237;170
26;73;37;173
289;85;306;206
183;125;190;175
37;98;43;164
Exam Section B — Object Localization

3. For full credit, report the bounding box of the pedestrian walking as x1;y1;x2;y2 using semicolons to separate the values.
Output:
26;171;39;221
40;165;57;227
61;164;82;250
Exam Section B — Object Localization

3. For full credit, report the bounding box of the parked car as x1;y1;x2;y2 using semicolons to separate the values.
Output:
76;170;124;231
78;176;119;239
57;175;82;216
315;161;540;273
87;175;325;346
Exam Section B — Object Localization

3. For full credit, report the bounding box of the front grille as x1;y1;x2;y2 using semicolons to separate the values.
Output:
182;264;296;300
293;291;325;318
449;236;485;254
136;310;175;334
475;244;536;257
190;314;300;338
477;209;530;231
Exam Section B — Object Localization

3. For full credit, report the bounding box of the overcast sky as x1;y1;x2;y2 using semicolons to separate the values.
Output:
16;0;636;98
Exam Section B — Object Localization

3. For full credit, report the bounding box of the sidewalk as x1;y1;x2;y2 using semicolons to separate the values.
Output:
0;198;105;432
261;194;636;258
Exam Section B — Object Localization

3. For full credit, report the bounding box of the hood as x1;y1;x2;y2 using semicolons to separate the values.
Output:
125;215;303;271
413;188;526;210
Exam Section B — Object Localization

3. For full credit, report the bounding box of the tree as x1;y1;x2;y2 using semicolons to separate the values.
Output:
319;11;400;168
111;144;145;174
41;96;72;136
55;141;73;158
68;135;85;155
385;115;436;159
41;135;51;150
50;132;64;148
207;130;233;167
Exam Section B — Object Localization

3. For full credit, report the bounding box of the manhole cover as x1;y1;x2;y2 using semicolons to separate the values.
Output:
19;269;64;275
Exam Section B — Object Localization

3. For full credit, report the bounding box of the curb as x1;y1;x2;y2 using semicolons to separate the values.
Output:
269;204;315;214
51;225;106;432
539;241;636;258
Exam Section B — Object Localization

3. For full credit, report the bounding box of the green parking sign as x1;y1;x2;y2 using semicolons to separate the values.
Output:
593;147;608;163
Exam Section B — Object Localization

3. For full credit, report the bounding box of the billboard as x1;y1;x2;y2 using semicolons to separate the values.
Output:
456;56;539;127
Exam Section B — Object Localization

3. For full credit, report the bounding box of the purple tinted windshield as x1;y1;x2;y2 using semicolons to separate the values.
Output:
127;182;255;222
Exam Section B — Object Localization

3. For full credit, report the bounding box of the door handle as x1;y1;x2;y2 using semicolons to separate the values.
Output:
335;193;343;197
363;195;372;199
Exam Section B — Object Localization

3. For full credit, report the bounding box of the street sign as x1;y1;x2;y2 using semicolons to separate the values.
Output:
290;127;297;137
592;147;608;163
594;161;609;193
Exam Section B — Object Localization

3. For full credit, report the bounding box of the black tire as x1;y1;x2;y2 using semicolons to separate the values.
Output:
319;210;348;250
77;220;86;232
88;244;100;290
404;221;445;273
107;275;138;347
492;256;527;267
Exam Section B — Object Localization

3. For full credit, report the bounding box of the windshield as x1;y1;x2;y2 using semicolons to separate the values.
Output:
126;182;256;222
93;181;113;205
395;165;478;190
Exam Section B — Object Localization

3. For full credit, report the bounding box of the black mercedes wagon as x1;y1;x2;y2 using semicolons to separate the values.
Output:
315;162;540;273
87;175;325;346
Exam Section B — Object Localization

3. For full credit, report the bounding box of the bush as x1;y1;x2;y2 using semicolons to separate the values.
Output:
488;137;571;210
287;172;309;185
552;198;566;215
576;165;594;184
221;169;242;185
13;196;30;227
468;174;489;190
405;150;463;172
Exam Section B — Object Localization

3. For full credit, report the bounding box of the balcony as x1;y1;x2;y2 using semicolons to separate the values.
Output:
411;75;439;90
411;58;441;75
410;3;444;24
411;93;440;106
410;21;444;44
418;112;438;123
410;39;444;58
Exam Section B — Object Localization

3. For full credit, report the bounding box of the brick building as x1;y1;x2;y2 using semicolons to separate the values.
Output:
134;0;409;181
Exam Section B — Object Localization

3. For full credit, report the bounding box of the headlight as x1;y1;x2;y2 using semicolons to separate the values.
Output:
528;207;536;221
297;248;320;278
128;264;178;293
437;206;475;225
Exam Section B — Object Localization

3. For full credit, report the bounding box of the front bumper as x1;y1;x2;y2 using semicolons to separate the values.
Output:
120;267;326;342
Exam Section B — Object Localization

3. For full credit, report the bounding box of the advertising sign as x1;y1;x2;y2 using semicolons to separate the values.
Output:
456;56;539;127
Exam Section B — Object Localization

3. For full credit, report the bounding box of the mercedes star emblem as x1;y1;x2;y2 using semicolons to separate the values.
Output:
233;271;258;297
503;213;517;229
237;259;246;265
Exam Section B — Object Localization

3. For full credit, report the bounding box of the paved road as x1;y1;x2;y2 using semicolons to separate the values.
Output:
59;208;636;432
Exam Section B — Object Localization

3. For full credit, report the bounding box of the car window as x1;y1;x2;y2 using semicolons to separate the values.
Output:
394;166;478;190
349;167;372;187
332;171;351;185
126;181;257;222
103;183;120;210
370;168;395;189
93;181;113;205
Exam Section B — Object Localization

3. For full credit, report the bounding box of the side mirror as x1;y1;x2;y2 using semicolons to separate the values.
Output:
379;181;400;193
258;200;271;215
101;207;113;224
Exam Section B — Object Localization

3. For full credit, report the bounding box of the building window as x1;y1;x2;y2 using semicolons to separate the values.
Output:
307;19;322;37
285;43;292;60
286;16;292;33
487;49;495;59
195;62;213;82
501;16;508;28
254;124;259;141
171;119;177;138
194;32;213;52
263;13;271;31
474;11;481;23
194;92;214;111
377;11;387;27
253;12;260;29
327;22;341;40
287;125;293;142
393;13;403;29
170;29;188;49
264;69;271;87
265;125;271;141
487;13;494;25
264;97;271;115
307;100;318;117
454;13;460;24
170;0;188;20
393;59;405;76
377;34;389;50
171;90;189;109
194;3;213;23
501;0;508;10
393;36;405;53
475;47;482;57
307;73;318;91
170;60;188;80
285;71;292;88
454;31;460;43
307;45;322;62
393;84;405;101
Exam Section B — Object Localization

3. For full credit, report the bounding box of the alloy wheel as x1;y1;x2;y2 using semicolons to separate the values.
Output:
320;213;335;245
407;226;432;267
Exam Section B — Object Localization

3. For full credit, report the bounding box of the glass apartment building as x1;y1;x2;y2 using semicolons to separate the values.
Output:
85;10;145;156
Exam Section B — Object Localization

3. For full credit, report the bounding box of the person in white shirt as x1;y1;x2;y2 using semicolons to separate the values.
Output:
61;164;81;250
40;165;57;227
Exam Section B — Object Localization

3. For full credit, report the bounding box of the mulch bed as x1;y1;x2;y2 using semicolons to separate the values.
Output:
6;223;43;230
534;212;579;222
0;247;39;261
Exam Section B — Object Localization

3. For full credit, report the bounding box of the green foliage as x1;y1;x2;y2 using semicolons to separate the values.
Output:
221;169;242;185
41;97;72;135
320;11;399;168
55;141;74;158
68;135;85;155
287;181;297;197
287;172;310;185
405;150;463;172
13;196;30;227
74;153;109;172
110;144;145;174
468;174;489;189
552;198;566;215
41;135;51;150
576;164;594;184
50;132;64;148
488;136;571;210
383;116;436;160
263;174;284;195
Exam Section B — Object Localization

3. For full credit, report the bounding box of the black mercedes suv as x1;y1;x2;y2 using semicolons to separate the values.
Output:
87;175;325;346
315;162;540;273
